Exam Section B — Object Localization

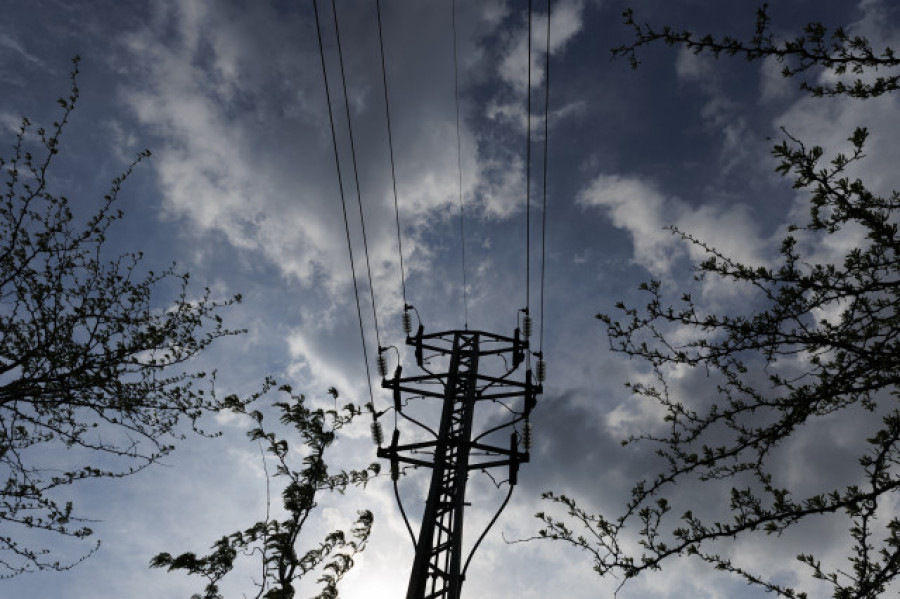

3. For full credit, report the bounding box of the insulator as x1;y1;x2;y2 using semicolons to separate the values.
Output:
523;421;532;451
523;314;533;338
370;421;384;446
402;310;412;334
536;358;546;382
377;354;387;378
390;459;400;481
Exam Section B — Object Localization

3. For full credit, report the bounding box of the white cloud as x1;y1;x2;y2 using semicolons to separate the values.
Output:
577;171;769;310
498;0;586;91
676;200;765;267
673;47;753;172
0;31;46;68
577;173;680;277
120;0;417;310
286;328;364;402
489;0;585;132
485;96;585;136
815;0;899;93
759;56;793;102
474;154;525;219
118;0;529;336
0;111;21;133
675;46;714;82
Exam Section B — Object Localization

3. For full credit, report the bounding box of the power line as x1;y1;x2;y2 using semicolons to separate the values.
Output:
375;0;408;311
331;0;383;351
526;0;533;318
451;0;468;330
367;7;547;595
539;0;551;355
312;0;376;410
374;4;416;545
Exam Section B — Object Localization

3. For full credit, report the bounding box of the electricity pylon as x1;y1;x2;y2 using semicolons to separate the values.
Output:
376;322;541;599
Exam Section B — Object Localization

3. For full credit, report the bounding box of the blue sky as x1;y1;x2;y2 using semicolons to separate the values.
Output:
2;1;899;597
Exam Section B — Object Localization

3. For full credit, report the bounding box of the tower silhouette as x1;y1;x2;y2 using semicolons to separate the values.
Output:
377;321;541;599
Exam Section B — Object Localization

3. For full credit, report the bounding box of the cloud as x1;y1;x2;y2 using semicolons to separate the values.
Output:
487;0;586;135
674;46;753;173
473;154;525;219
118;0;521;326
577;173;681;277
815;0;899;94
285;328;364;403
0;31;47;68
0;111;22;133
10;1;900;597
577;170;773;315
121;2;352;289
759;55;794;102
675;46;714;82
498;0;586;91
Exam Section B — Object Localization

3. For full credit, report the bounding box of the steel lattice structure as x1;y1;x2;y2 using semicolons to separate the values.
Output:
376;325;541;599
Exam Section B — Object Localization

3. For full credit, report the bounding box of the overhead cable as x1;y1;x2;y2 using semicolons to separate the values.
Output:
451;0;469;330
539;0;551;356
375;0;416;549
312;0;377;412
332;0;383;351
462;482;515;579
526;0;533;318
375;0;408;310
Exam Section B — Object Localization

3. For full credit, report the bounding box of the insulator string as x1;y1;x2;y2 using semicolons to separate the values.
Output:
451;0;468;330
313;0;376;413
375;0;408;310
332;0;383;351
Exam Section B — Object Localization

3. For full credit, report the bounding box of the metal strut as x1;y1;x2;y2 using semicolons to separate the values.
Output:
377;327;540;599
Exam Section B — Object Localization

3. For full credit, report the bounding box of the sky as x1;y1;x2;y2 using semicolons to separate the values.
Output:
1;0;899;598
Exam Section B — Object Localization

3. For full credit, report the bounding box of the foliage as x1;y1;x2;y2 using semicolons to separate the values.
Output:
0;57;243;576
613;4;900;98
535;6;900;599
151;386;379;599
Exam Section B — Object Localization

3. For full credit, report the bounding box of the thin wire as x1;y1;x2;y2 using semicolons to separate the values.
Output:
451;0;468;330
539;0;551;354
376;0;407;309
525;0;533;316
332;0;383;351
313;0;376;411
373;5;415;548
462;483;515;578
394;475;417;548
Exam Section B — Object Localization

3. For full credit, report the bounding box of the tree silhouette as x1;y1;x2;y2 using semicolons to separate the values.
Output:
536;7;900;598
0;57;243;576
614;4;900;98
152;385;378;599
